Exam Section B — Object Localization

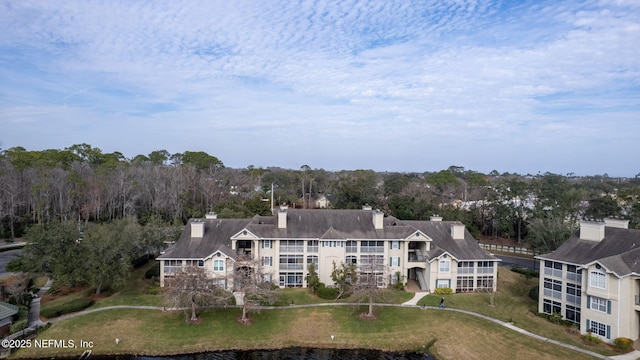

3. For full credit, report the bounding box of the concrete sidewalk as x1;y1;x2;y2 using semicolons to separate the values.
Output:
401;291;429;306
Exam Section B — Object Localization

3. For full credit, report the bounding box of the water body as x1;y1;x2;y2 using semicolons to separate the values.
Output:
85;348;434;360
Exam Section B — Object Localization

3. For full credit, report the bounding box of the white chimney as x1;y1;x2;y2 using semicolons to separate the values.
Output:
362;204;373;211
580;221;605;241
430;215;443;222
373;210;383;230
205;212;218;219
451;223;465;240
278;206;287;229
191;220;204;238
604;218;629;229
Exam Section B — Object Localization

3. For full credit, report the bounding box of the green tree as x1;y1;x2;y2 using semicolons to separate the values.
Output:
307;263;320;294
427;170;460;204
331;170;380;209
182;151;224;171
330;261;357;299
584;196;622;220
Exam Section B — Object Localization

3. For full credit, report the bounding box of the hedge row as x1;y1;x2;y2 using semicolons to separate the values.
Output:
40;298;94;319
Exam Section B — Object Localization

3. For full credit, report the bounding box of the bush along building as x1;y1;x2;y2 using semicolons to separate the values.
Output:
157;206;499;293
536;218;640;344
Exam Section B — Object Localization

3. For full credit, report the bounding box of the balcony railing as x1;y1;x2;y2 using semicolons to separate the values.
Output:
279;263;304;270
408;253;425;262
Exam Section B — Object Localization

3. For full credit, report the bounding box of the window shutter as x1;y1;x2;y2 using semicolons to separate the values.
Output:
606;325;611;339
586;295;591;309
586;319;590;332
607;300;611;314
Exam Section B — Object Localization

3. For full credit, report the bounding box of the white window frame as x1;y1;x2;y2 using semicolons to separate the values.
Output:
590;296;608;313
390;256;400;267
390;241;400;250
261;240;273;249
213;259;225;272
439;260;450;272
589;320;607;337
590;271;606;289
261;256;273;267
436;279;450;288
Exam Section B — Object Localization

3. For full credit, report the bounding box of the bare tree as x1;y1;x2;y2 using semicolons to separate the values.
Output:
233;257;278;323
351;255;388;319
164;266;230;323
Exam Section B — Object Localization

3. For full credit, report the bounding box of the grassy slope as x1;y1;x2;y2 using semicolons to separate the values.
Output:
20;264;620;359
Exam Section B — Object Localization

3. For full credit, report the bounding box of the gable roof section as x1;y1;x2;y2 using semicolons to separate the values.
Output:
537;227;640;277
403;220;498;261
157;218;251;259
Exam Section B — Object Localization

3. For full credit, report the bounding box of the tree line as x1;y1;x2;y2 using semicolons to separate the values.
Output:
1;144;639;254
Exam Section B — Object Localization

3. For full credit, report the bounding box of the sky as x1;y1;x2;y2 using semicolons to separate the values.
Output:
1;0;639;176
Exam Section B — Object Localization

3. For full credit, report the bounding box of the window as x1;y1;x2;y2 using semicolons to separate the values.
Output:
261;256;273;267
456;276;474;292
212;278;226;289
306;255;318;271
476;276;494;289
436;279;450;288
346;240;357;253
566;283;581;305
213;259;225;272
280;240;303;252
261;240;272;249
307;240;318;253
360;241;384;253
360;255;384;271
543;278;562;299
263;274;272;283
544;261;563;278
457;261;474;274
279;255;304;270
590;271;606;289
566;264;582;283
587;320;610;339
543;299;562;315
163;260;181;274
477;261;494;274
390;241;400;250
589;296;609;313
321;241;344;248
346;255;357;264
390;256;400;267
566;305;580;324
279;272;303;287
439;260;450;272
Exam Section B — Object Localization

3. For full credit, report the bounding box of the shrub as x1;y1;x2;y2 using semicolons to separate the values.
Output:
614;337;633;352
317;284;338;300
131;254;150;268
9;319;28;334
433;288;452;295
145;262;160;279
40;298;93;319
528;285;539;301
511;266;539;278
582;333;602;344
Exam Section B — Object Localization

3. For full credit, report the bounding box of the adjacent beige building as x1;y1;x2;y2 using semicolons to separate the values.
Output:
536;219;640;344
158;207;499;294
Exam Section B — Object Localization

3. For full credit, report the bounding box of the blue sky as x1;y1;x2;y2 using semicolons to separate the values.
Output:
1;0;638;176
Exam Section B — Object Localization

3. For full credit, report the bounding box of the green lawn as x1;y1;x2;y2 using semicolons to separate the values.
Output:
28;265;623;359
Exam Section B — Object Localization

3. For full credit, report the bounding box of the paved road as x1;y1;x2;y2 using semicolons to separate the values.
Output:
495;253;539;270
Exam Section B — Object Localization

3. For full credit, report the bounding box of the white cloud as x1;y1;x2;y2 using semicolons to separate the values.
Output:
0;0;638;175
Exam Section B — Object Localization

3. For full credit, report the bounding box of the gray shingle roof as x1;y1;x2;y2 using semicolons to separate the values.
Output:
157;218;252;259
158;209;498;263
537;226;640;277
404;220;498;261
0;301;19;320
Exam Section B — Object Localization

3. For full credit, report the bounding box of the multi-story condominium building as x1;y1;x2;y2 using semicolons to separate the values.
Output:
536;219;640;344
158;207;499;293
